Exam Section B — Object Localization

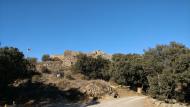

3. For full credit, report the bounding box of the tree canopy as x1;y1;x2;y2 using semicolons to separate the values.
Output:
0;47;36;89
73;42;190;102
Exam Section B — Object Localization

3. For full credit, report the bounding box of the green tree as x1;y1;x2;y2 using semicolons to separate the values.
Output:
144;42;190;101
73;54;110;80
109;61;130;85
110;53;148;90
0;47;35;89
27;57;38;64
42;54;50;61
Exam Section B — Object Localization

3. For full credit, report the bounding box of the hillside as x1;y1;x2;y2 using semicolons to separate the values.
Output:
1;43;190;107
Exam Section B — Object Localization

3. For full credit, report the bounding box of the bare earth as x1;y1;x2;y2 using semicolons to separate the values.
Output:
87;96;148;107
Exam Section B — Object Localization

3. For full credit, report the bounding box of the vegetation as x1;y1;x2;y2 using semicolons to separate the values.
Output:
1;42;190;104
41;66;51;74
42;54;51;61
73;54;110;80
109;54;148;91
26;57;38;64
144;42;190;101
0;47;39;105
0;47;36;90
74;42;190;102
0;47;85;105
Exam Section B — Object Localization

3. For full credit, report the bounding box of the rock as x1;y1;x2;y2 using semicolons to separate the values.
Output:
80;80;117;98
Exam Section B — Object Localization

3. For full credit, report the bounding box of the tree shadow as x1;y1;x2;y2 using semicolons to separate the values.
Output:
85;97;100;106
0;81;86;106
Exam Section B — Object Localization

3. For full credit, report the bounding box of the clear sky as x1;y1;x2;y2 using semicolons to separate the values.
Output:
0;0;190;60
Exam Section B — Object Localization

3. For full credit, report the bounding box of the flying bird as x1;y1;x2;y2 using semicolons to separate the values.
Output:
27;48;32;51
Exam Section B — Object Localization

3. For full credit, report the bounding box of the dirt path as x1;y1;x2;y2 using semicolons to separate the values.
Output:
87;96;147;107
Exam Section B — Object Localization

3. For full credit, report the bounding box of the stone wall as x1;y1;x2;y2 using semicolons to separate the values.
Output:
50;50;81;67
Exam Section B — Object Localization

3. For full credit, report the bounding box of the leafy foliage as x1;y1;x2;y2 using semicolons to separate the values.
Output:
110;54;148;91
144;42;190;102
73;54;110;80
42;54;51;61
73;42;190;102
0;47;35;89
26;57;38;64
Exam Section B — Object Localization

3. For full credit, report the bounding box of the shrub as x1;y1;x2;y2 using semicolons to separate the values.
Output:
41;66;51;74
110;54;148;91
73;54;110;80
144;42;190;102
26;57;38;64
42;54;51;61
0;47;35;89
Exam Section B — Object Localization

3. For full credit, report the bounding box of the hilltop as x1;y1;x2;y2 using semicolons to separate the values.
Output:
1;42;190;107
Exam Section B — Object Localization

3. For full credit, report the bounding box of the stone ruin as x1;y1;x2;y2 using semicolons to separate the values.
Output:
87;50;112;60
50;50;81;67
36;50;112;73
50;50;112;67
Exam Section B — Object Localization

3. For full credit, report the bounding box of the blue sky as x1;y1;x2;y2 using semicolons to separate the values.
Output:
0;0;190;60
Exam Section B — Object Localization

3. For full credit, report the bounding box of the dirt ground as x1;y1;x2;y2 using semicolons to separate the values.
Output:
29;74;153;107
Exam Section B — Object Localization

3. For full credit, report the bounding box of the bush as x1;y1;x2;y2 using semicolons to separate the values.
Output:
26;57;38;64
42;54;51;61
109;61;130;85
41;66;51;74
73;54;110;80
110;54;148;91
71;42;190;102
144;42;190;102
65;74;75;80
0;47;35;89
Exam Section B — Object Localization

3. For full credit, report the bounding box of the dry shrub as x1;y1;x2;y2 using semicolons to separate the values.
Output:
80;80;117;98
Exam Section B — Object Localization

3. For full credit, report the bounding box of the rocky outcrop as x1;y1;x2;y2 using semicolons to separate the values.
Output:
80;80;117;98
150;99;189;107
